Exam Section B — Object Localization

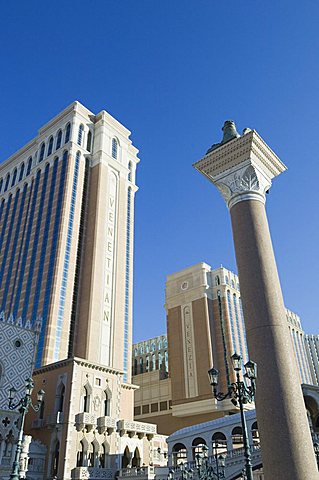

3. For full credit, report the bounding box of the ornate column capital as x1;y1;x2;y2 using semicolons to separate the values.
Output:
193;125;287;209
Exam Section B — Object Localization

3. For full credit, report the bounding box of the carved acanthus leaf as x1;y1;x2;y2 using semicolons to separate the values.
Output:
240;166;259;191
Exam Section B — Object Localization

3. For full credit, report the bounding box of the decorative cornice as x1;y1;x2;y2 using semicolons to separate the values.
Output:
193;129;287;209
34;357;124;376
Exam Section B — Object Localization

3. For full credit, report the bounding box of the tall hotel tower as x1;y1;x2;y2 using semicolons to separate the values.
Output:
0;101;137;377
0;103;162;479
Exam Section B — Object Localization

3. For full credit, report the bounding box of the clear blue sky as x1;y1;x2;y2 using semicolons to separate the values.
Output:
1;1;318;340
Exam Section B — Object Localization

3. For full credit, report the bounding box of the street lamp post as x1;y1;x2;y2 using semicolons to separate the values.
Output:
208;353;257;480
8;377;45;480
195;444;225;479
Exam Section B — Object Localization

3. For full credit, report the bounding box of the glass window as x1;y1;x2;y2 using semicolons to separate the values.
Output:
128;161;132;181
225;275;229;285
26;157;32;175
4;173;10;192
87;130;92;151
215;276;220;286
11;168;17;187
47;136;54;156
77;124;84;146
18;163;25;182
111;138;118;159
0;178;3;193
65;123;71;143
39;143;45;162
56;130;62;150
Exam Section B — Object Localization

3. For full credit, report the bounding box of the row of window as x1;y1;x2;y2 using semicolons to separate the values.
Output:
81;385;111;417
215;275;239;289
133;338;168;356
134;400;172;416
133;351;169;375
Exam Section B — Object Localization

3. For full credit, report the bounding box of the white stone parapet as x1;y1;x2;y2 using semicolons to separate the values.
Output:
71;467;114;479
97;415;117;434
74;412;96;431
118;419;157;438
193;129;287;209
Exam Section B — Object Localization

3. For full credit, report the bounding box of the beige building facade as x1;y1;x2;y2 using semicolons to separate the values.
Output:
0;102;166;479
133;263;314;436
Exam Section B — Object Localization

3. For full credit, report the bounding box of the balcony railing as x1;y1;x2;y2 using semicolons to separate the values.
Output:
75;412;96;431
71;467;114;479
97;416;117;434
119;466;155;479
118;420;157;438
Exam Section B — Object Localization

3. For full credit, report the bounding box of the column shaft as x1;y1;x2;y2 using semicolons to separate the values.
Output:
230;199;318;479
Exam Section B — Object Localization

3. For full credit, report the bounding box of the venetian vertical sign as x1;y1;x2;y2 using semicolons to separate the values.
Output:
101;169;118;365
182;305;198;398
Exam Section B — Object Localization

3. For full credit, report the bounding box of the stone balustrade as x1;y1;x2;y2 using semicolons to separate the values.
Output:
71;467;114;479
74;412;96;432
118;420;157;438
97;416;117;434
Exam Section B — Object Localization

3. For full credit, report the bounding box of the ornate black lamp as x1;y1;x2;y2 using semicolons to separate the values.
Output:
8;378;45;480
208;353;257;480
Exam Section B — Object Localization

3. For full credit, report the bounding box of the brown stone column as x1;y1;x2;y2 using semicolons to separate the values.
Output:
193;123;319;479
230;199;317;479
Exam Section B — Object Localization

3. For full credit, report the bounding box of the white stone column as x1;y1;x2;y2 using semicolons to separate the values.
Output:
194;124;318;479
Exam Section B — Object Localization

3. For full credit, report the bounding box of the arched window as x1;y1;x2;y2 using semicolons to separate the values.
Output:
146;355;150;372
26;157;33;175
51;440;60;477
77;441;84;467
0;178;3;193
172;443;187;467
4;430;14;460
48;136;54;156
152;354;156;371
39;400;45;420
133;358;138;375
104;392;110;416
251;421;259;445
231;426;243;449
87;130;92;151
56;130;62;150
212;432;227;453
58;384;65;413
128;161;132;181
81;386;90;413
192;437;207;460
158;352;163;369
132;447;141;468
99;444;107;468
77;124;84;146
65;123;71;143
231;279;235;289
225;275;229;285
18;163;25;182
88;442;96;467
139;358;143;374
39;143;45;162
215;276;220;286
111;138;118;159
122;446;131;468
164;351;168;372
11;168;17;187
4;173;11;192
